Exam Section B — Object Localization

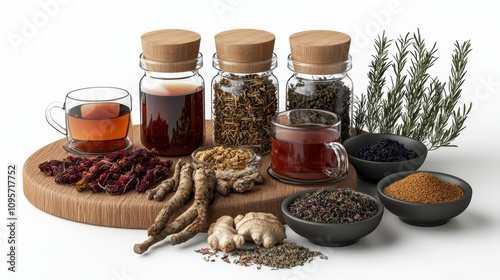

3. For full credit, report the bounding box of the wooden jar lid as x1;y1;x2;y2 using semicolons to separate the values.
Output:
214;29;276;73
141;29;201;72
289;30;351;75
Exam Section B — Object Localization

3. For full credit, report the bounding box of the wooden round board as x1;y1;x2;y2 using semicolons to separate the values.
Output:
23;120;357;229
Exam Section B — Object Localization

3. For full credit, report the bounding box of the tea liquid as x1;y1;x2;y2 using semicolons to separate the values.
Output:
140;84;204;155
67;103;130;152
271;125;340;181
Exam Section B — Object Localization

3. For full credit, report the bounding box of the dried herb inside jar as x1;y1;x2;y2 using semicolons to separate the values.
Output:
213;74;278;154
287;78;352;141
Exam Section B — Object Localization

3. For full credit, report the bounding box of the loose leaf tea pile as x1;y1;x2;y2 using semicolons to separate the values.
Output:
195;242;327;269
38;148;173;194
289;188;378;224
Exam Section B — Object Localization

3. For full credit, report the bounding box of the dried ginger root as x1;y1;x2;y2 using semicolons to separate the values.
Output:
146;159;184;201
206;212;286;252
215;166;264;196
169;165;217;245
147;162;194;237
234;212;286;248
207;215;245;252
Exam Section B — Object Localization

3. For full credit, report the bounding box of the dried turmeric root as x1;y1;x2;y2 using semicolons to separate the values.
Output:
147;162;194;237
207;215;245;252
169;165;217;245
234;212;286;248
146;159;184;201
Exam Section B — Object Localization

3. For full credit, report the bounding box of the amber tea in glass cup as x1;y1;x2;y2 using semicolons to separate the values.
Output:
269;109;349;184
45;87;132;155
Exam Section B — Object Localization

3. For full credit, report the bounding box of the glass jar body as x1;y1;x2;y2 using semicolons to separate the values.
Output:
139;55;205;156
286;71;353;142
211;70;279;154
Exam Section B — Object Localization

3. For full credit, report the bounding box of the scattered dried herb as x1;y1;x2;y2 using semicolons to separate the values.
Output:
38;148;173;194
352;30;472;150
287;78;352;141
289;188;378;224
384;172;464;203
354;138;419;162
195;242;327;269
213;73;278;154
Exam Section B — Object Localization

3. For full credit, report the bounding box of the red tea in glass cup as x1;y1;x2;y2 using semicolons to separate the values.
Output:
45;87;132;155
270;109;348;184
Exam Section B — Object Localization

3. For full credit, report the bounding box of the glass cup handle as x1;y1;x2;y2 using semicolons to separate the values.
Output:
324;142;349;179
45;102;67;135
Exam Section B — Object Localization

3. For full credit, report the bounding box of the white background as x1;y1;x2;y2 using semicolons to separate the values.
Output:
1;0;500;279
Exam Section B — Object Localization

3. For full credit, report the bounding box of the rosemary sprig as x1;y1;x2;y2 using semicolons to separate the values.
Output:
427;40;472;149
399;30;438;138
365;32;391;133
379;32;411;134
353;30;472;150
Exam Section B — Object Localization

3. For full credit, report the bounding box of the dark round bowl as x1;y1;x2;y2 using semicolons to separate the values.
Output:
376;171;472;226
343;133;428;183
281;188;384;247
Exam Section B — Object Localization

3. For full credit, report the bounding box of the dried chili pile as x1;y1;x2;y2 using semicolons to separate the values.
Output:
38;148;172;195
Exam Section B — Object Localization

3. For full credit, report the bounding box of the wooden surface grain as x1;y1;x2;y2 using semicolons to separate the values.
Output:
23;120;357;229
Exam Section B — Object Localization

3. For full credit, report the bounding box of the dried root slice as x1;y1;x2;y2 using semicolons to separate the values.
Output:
231;171;264;193
207;215;245;252
147;159;185;201
215;166;263;196
147;162;194;237
234;212;286;248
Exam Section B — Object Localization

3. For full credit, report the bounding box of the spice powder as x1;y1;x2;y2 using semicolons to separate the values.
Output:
383;172;464;203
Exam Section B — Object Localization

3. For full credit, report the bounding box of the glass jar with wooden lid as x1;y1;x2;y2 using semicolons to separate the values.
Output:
286;30;353;142
212;29;279;154
139;29;205;156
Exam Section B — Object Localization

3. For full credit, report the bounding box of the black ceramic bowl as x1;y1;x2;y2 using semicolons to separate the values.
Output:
376;171;472;226
342;133;428;183
281;188;384;247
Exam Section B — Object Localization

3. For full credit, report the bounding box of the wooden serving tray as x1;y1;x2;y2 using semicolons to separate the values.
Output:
23;120;357;229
